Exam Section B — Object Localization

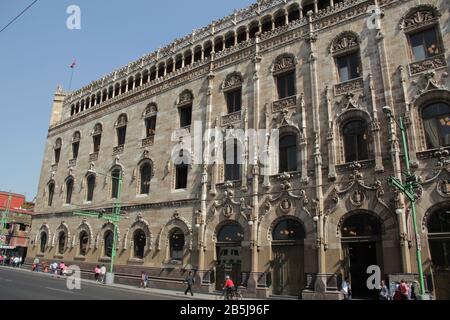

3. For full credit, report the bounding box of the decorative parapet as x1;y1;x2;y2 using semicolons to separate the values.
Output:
272;96;297;113
113;145;124;156
334;77;364;96
68;159;77;167
141;136;155;148
409;54;447;76
89;152;99;162
221;111;242;126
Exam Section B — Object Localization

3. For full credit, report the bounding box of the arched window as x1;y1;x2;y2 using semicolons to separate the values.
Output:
170;229;185;261
224;139;242;181
331;32;361;82
79;231;89;256
93;123;102;153
217;223;244;243
288;4;300;22
175;163;188;189
237;27;247;43
279;134;297;173
274;10;286;28
133;230;146;259
422;103;450;149
428;207;450;267
249;21;259;39
40;232;47;253
104;230;114;258
273;55;296;100
204;42;213;59
116;114;128;146
341;213;381;238
177;91;193;128
54;138;62;164
48;182;55;207
184;50;192;67
261;16;273;34
225;32;235;48
223;73;243;114
143;104;157;138
65;177;74;204
343;119;369;163
111;169;121;199
273;219;305;241
58;231;66;254
72;131;81;160
86;175;96;202
140;163;152;195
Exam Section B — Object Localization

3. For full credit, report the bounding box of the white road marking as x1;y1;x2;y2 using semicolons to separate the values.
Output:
45;287;74;294
0;277;12;282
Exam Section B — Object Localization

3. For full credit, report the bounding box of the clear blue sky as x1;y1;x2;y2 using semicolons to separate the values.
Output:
0;0;254;201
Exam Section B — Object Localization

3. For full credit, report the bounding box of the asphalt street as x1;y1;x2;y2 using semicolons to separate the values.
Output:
0;267;191;300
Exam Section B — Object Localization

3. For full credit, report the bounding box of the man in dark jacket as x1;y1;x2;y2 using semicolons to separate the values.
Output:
184;271;195;296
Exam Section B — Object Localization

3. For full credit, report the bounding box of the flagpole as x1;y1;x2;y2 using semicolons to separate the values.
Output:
68;66;75;92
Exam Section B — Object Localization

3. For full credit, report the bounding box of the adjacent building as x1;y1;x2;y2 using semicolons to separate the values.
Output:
28;0;449;299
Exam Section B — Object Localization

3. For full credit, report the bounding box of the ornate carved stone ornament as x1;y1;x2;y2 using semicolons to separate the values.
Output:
272;96;297;113
177;90;194;106
115;114;128;127
419;148;450;199
334;77;364;96
142;103;158;118
222;72;243;91
328;162;388;215
413;70;448;98
261;172;311;220
211;181;250;221
336;92;363;116
330;31;360;56
72;131;81;142
409;55;447;76
54;138;62;149
399;5;441;32
93;123;102;136
272;54;296;75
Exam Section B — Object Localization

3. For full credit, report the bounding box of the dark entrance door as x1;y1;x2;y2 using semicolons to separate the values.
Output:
272;243;303;296
344;241;378;299
271;218;305;297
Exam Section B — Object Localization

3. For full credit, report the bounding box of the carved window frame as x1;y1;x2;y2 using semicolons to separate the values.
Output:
142;103;158;138
223;73;243;114
330;31;362;84
64;176;75;205
272;54;297;101
137;158;154;196
92;123;103;154
115;114;128;147
54;138;62;165
47;180;56;207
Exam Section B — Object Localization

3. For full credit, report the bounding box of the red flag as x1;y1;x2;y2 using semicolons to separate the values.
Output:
70;60;77;68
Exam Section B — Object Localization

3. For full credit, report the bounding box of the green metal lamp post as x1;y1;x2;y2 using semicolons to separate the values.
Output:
383;106;428;299
73;169;123;284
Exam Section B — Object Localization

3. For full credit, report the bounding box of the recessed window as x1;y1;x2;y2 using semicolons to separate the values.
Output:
79;231;89;256
104;230;113;258
422;103;450;149
145;116;157;137
93;135;101;153
337;52;361;82
279;134;297;173
133;230;146;259
175;164;188;189
116;115;128;146
48;182;55;207
58;231;66;254
111;169;121;198
40;232;47;253
170;229;185;261
140;163;152;195
86;175;95;202
226;89;242;114
276;71;296;99
343;120;369;163
224;139;242;181
66;178;74;204
179;105;192;128
409;27;440;62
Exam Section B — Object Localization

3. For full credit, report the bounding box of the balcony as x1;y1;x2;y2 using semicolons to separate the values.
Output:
141;135;155;147
221;111;242;126
272;96;297;113
334;77;364;96
409;54;447;75
113;145;124;156
89;152;99;162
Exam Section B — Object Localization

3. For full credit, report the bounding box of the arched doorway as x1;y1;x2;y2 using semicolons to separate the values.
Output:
215;222;244;290
271;218;305;296
133;230;146;259
341;212;382;299
427;205;450;300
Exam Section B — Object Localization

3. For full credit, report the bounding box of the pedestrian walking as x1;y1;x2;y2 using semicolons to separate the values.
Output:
18;256;22;268
184;271;195;296
59;261;66;276
32;257;40;272
400;280;409;300
100;265;107;284
341;277;352;300
379;280;390;300
140;271;149;288
0;255;3;265
94;265;100;282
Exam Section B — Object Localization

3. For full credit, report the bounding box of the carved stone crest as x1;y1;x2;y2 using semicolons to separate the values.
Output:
279;198;292;213
330;31;359;55
272;54;296;74
223;73;243;91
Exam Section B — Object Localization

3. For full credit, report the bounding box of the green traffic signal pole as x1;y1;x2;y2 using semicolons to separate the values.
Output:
73;170;123;280
387;114;426;297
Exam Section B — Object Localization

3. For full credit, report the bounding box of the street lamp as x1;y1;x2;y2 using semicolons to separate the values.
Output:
73;169;123;285
382;106;428;299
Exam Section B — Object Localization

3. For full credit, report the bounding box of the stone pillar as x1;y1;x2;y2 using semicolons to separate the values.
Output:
325;87;337;180
314;0;319;13
374;5;412;273
368;74;385;173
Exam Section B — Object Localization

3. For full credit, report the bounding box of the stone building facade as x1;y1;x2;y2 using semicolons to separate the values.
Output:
29;0;450;299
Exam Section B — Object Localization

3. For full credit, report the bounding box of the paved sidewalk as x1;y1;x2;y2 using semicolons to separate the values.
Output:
0;265;237;300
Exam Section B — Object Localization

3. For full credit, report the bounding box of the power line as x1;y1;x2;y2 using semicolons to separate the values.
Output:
0;0;39;35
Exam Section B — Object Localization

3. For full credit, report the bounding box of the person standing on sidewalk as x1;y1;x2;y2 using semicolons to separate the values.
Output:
100;265;107;284
184;271;195;296
94;265;100;282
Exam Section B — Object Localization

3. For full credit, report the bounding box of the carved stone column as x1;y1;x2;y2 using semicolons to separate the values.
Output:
325;87;337;180
368;74;385;173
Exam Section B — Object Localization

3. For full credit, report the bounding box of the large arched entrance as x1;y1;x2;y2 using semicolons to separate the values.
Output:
215;222;244;290
341;212;382;299
271;218;305;296
427;205;450;300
